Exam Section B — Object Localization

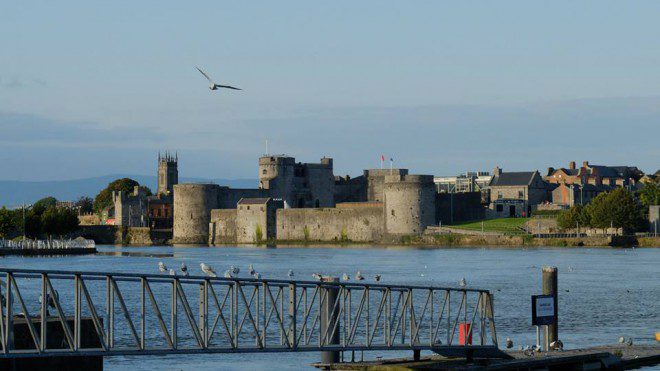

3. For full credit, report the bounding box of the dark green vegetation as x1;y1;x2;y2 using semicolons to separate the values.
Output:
0;197;79;239
637;181;660;209
557;188;649;232
93;178;151;214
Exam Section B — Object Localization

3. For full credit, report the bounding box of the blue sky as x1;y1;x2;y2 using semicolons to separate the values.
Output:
1;1;659;181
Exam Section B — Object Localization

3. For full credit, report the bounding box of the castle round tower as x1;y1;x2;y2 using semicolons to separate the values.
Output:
172;184;220;244
383;174;436;235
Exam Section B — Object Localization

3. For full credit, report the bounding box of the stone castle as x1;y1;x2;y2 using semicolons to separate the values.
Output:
171;154;441;244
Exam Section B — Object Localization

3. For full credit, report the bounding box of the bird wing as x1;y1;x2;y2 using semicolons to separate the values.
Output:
216;84;242;90
196;66;215;84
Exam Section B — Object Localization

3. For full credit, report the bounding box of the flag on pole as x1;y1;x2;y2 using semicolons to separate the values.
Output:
380;155;385;169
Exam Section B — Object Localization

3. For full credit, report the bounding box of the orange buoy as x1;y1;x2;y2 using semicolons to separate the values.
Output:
655;332;660;342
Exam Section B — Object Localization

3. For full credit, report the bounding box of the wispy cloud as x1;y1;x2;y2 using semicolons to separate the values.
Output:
0;77;23;89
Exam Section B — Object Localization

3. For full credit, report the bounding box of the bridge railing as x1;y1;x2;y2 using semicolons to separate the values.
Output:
0;268;497;357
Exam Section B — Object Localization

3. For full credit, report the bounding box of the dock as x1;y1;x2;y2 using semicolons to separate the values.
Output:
0;238;97;256
313;344;660;370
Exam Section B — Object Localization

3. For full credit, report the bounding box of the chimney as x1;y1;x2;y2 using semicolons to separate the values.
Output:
493;166;502;176
547;167;555;176
582;161;589;168
569;161;576;170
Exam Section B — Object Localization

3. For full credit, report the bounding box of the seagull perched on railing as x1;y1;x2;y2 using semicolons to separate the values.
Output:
224;270;233;279
374;274;381;282
459;278;467;288
195;66;241;91
200;263;217;277
341;273;350;282
248;264;256;276
287;269;294;279
253;272;261;279
180;262;189;276
230;265;240;275
158;262;167;273
312;273;322;281
169;269;176;276
355;271;364;281
505;337;513;349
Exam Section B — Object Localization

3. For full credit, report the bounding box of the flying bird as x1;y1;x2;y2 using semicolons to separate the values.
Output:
158;262;167;273
200;263;217;277
196;66;241;91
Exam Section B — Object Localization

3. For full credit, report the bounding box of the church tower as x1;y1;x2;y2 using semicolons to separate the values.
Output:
158;152;178;196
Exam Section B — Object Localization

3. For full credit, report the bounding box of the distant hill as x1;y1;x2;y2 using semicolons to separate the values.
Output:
0;175;257;208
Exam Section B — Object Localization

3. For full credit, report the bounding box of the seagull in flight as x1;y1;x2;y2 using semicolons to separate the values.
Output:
196;66;241;91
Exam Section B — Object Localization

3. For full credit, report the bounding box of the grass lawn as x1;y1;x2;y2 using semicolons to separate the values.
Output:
447;218;528;234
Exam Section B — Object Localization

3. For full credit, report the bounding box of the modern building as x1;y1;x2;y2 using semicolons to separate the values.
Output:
434;171;492;193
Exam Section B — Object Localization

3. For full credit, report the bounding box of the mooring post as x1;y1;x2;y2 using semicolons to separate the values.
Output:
320;276;340;364
542;266;558;350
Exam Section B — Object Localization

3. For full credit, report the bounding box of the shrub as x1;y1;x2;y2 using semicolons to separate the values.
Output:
303;226;310;242
255;224;263;243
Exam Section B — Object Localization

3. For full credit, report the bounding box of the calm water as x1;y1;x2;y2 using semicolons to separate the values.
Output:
0;245;658;370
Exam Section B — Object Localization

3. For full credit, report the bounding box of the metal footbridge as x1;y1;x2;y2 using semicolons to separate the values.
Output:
0;268;499;359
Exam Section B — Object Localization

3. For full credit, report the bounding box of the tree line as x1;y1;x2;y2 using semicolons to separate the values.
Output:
0;196;90;239
557;183;659;232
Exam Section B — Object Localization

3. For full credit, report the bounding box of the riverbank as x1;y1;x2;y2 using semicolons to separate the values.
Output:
214;234;660;248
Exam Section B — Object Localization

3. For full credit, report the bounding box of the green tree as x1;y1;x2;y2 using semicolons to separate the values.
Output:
32;196;57;215
93;178;152;214
74;196;94;214
557;204;589;230
637;182;660;209
41;206;80;237
0;207;16;238
586;188;644;231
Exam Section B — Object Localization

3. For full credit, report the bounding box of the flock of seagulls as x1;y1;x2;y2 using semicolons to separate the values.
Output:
156;262;471;288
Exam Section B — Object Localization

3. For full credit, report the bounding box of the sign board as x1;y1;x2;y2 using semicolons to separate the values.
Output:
531;294;557;326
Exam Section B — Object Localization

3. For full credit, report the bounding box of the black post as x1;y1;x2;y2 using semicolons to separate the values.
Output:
321;276;340;364
542;266;558;348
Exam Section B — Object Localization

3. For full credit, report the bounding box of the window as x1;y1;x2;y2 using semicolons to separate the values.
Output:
497;191;502;199
518;190;524;198
247;206;250;210
496;204;503;212
391;209;395;216
262;169;267;175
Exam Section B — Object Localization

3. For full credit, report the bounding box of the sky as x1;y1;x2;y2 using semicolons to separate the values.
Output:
1;1;659;181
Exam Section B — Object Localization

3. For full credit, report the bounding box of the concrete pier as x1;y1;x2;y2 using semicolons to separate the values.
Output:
313;344;660;370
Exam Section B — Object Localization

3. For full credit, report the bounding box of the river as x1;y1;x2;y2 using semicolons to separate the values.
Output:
0;245;657;370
